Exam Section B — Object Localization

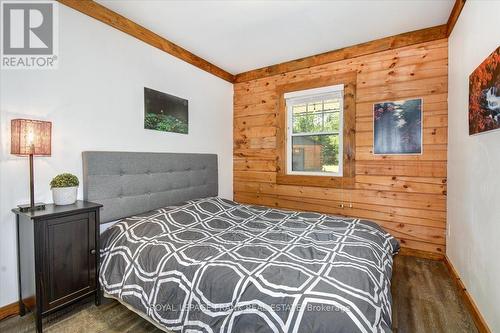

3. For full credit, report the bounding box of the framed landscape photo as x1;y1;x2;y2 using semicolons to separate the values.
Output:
144;87;189;134
373;98;423;155
469;46;500;135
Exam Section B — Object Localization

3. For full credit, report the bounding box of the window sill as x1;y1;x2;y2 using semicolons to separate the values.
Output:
276;174;355;188
287;171;343;177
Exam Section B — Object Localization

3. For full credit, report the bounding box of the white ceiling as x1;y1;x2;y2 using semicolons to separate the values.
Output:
96;0;454;75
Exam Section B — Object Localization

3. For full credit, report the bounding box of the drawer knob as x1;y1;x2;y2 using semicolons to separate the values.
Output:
90;249;96;255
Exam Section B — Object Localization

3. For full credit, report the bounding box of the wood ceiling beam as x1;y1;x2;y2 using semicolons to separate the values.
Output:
234;25;447;83
57;0;235;83
446;0;467;37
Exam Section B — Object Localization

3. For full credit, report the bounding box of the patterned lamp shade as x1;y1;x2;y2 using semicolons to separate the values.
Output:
11;119;52;156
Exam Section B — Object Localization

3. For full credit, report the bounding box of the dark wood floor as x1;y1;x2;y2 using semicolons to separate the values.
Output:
391;256;477;333
0;255;478;333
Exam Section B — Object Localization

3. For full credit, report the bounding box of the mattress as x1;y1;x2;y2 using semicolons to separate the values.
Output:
100;197;399;333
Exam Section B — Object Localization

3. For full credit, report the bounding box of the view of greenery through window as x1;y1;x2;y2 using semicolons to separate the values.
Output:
291;99;341;173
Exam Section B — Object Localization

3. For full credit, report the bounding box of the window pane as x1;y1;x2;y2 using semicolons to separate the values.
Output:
292;98;341;134
323;99;341;111
323;111;340;131
292;104;307;114
308;101;323;112
291;134;340;173
293;113;322;133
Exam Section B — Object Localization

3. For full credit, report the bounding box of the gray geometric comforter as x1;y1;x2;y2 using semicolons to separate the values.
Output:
100;197;400;333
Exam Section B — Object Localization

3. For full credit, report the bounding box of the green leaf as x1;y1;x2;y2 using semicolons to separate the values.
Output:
50;173;79;188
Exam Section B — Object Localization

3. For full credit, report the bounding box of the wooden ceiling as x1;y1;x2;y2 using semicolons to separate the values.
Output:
58;0;466;83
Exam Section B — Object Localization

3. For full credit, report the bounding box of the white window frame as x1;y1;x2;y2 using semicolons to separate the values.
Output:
285;84;344;177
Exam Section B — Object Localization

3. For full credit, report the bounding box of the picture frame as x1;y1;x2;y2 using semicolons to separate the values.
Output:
373;98;423;155
468;46;500;136
144;87;189;134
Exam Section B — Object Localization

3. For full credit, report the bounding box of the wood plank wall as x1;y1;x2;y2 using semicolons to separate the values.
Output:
233;39;448;254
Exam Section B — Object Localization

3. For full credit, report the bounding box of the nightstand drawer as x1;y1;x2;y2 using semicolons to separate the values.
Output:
41;212;97;311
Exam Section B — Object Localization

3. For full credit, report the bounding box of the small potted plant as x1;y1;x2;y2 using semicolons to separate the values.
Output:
50;173;79;205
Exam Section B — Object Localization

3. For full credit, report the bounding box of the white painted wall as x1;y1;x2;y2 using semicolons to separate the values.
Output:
0;5;233;307
447;1;500;331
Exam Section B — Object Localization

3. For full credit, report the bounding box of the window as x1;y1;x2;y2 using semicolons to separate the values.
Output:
285;84;344;176
276;73;356;188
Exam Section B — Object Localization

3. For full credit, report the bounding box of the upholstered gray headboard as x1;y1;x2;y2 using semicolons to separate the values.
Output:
82;151;218;223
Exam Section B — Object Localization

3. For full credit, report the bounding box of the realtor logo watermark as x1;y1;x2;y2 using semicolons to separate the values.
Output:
1;0;58;69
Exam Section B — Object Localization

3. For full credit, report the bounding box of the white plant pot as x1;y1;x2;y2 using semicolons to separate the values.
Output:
52;186;78;205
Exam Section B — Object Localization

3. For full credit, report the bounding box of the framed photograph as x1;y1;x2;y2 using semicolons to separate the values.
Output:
373;98;422;155
469;46;500;135
144;87;188;134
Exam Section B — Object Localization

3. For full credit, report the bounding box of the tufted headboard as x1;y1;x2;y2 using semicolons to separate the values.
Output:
82;151;218;223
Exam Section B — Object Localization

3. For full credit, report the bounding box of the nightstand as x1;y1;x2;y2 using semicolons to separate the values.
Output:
13;200;103;333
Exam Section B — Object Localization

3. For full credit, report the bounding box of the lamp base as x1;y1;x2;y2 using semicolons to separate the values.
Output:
18;203;46;212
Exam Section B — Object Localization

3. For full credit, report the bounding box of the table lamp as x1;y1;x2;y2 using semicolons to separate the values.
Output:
11;119;52;212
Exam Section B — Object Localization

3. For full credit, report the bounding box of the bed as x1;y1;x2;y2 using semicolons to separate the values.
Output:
83;151;399;333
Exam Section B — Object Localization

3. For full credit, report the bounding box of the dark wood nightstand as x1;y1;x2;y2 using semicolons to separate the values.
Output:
13;200;103;333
